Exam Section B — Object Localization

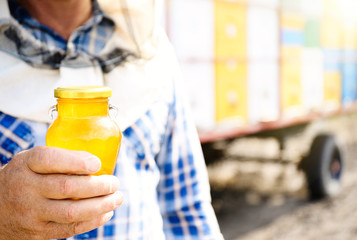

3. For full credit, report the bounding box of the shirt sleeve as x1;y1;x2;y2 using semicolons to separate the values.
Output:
0;112;36;167
155;67;224;240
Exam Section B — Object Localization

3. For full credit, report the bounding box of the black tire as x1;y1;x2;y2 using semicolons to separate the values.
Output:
304;134;344;200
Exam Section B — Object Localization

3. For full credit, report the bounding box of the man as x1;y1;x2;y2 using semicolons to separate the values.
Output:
0;0;223;239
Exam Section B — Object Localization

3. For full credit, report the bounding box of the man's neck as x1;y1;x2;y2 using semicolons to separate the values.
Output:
16;0;92;40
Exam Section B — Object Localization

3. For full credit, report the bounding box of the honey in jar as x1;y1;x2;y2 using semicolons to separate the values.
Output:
46;86;121;175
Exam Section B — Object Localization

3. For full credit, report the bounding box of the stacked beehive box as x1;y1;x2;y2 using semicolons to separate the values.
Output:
168;0;216;130
165;0;357;132
338;1;357;106
247;0;280;124
301;0;324;113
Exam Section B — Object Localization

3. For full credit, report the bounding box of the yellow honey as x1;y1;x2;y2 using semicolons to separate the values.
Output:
46;86;121;175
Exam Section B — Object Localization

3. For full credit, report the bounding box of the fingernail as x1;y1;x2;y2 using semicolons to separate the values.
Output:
114;191;124;207
88;157;101;173
104;211;114;223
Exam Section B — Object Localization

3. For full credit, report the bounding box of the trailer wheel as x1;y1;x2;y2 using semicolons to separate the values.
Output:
304;134;344;200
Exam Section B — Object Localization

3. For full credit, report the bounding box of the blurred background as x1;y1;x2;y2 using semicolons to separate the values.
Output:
158;0;357;239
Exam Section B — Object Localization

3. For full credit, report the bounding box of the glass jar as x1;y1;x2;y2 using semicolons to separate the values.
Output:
46;86;122;175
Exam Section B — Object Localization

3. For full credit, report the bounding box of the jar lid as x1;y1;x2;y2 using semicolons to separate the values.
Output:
54;86;112;99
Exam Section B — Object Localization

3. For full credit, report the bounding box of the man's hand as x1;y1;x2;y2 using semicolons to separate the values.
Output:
0;146;123;240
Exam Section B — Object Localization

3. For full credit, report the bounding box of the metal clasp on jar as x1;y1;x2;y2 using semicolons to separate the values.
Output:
48;105;58;120
109;104;118;119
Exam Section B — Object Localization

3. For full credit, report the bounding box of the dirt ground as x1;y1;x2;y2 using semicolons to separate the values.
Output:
207;111;357;240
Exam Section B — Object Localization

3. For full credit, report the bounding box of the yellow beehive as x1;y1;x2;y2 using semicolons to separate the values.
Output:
215;59;247;124
321;16;343;48
281;47;304;118
323;71;342;110
281;12;305;30
321;0;343;48
215;0;247;59
342;26;357;49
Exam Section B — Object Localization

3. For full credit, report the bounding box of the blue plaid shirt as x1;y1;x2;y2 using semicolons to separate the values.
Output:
0;1;223;239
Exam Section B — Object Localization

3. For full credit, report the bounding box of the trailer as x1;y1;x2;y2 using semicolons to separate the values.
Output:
161;0;357;199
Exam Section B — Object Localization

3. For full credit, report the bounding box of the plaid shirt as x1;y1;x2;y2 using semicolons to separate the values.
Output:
0;1;223;239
